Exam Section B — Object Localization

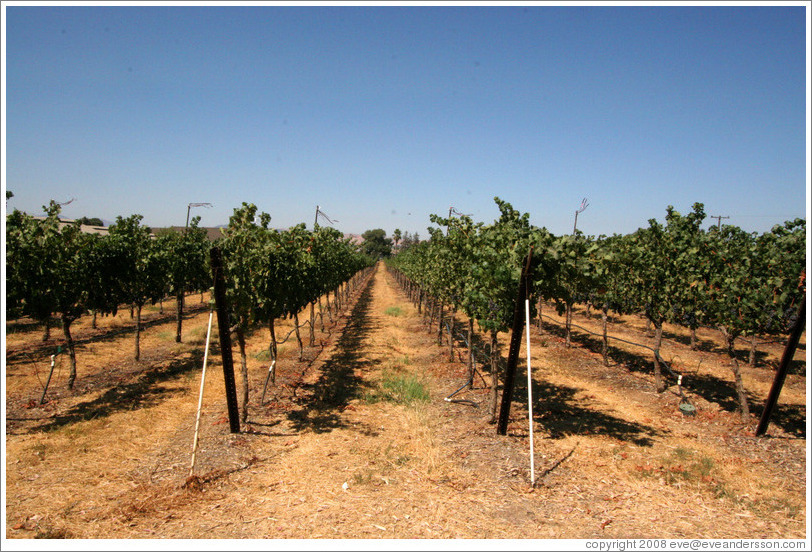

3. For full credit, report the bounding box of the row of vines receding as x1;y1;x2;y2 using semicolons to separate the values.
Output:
386;198;806;423
5;201;376;393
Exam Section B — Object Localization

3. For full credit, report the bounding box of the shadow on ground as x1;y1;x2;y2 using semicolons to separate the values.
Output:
536;319;806;438
510;375;664;446
403;305;663;446
287;275;379;434
750;401;806;438
33;349;206;434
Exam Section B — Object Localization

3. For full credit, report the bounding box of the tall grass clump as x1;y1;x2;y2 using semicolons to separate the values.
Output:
365;371;429;405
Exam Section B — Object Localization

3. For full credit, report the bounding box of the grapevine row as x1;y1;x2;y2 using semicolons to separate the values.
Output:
5;201;375;391
387;198;806;422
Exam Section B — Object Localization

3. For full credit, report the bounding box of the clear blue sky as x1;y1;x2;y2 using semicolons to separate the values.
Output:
3;2;809;238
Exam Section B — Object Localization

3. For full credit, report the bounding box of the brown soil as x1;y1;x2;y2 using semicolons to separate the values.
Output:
4;264;807;541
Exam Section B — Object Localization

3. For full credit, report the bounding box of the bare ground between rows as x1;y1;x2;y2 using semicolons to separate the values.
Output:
5;301;214;436
5;265;807;540
534;305;806;439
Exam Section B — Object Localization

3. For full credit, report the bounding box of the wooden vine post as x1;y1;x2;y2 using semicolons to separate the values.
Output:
209;246;241;434
497;247;534;436
755;294;806;437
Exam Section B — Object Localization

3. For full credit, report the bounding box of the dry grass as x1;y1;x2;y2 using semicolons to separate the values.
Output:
5;269;807;541
540;304;806;405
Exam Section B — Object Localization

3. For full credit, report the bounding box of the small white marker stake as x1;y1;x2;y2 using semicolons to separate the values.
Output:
525;298;535;486
190;308;215;477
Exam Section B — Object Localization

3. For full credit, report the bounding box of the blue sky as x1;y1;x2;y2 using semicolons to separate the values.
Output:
3;2;809;238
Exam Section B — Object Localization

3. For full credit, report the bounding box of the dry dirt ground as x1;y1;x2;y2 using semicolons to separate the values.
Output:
4;263;808;544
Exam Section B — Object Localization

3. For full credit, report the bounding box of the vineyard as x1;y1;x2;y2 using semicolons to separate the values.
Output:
3;199;807;540
5;202;373;399
387;199;806;424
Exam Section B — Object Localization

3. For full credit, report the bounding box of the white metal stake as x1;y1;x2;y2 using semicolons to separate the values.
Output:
190;308;215;478
525;298;535;486
40;354;57;405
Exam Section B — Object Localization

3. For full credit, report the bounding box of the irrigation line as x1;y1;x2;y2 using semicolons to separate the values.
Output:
25;351;48;391
442;319;490;362
260;360;277;405
24;349;64;402
442;320;487;361
259;312;336;401
444;352;489;402
444;310;681;390
405;290;500;401
439;319;491;402
273;323;308;346
413;286;683;390
271;283;362;346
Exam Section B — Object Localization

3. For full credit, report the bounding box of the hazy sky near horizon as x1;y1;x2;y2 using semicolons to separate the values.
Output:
3;2;809;237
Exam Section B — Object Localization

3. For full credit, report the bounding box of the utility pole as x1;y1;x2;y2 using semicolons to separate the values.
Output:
710;215;730;231
573;198;589;235
314;206;338;230
186;202;212;230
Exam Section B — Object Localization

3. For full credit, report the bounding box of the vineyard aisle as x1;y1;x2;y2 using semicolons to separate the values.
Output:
5;265;806;540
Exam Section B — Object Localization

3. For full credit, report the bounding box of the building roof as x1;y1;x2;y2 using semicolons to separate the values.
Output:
30;216;112;236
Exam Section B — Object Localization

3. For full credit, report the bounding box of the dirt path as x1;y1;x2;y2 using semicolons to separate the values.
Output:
4;264;807;540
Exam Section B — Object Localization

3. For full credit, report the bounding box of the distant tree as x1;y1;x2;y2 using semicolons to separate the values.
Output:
360;229;393;258
393;228;402;247
398;231;421;252
77;216;104;227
